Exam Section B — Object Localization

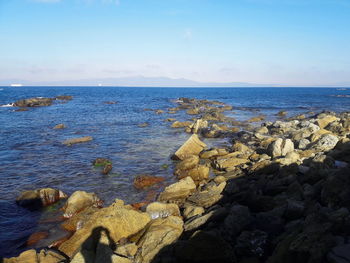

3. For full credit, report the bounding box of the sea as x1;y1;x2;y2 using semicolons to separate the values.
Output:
0;86;349;257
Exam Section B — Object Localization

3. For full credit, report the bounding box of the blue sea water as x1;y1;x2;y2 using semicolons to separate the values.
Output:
0;86;349;257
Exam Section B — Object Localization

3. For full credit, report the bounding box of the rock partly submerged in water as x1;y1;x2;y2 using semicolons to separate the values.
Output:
133;175;165;189
62;136;93;146
16;188;67;210
53;123;66;129
63;190;103;218
13;97;54;107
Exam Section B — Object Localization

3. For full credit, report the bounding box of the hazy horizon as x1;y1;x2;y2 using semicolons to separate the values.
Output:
1;0;350;86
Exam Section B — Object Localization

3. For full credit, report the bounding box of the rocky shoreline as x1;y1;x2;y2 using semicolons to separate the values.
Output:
3;97;350;263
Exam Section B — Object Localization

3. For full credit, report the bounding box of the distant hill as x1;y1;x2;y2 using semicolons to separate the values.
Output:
0;76;349;87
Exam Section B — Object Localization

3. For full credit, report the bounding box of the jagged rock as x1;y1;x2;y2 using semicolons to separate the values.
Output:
186;182;226;208
62;136;93;146
232;142;251;153
173;134;207;160
298;138;310;149
135;216;183;263
16;188;67;209
187;119;208;134
267;138;294;158
200;148;229;159
311;134;339;152
146;202;180;219
63;191;102;218
213;153;249;171
115;243;138;258
158;176;196;203
317;115;338;129
175;155;199;173
184;207;227;231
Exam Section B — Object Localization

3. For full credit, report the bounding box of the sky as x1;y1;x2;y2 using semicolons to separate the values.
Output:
0;0;349;86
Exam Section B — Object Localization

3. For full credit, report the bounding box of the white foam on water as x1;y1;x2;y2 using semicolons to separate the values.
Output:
0;103;13;107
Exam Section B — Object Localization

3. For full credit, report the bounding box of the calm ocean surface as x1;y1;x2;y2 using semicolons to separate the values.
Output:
0;86;349;257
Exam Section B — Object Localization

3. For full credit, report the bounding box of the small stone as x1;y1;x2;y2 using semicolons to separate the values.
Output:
53;123;65;129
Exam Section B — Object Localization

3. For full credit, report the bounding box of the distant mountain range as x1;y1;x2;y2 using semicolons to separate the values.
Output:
0;76;349;87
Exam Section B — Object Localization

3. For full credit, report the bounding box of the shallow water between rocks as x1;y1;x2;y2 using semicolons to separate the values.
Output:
0;86;349;257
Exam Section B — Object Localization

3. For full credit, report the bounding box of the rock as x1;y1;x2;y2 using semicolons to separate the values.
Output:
102;163;112;175
276;111;288;117
184;207;227;231
311;134;339;152
317;115;338;129
232;142;251;153
37;249;68;263
267;138;294;158
187;108;200;115
255;126;269;134
63;191;103;218
92;158;112;167
235;230;269;258
181;165;210;184
146;202;180;219
62;136;93;146
53;124;65;129
327;244;350;263
188;119;208;134
173;134;206;160
158;176;196;203
309;129;332;142
200;148;229;159
16;188;67;209
213;154;249;171
171;121;192;128
222;205;252;241
183;205;205;220
297;138;310;149
115;243;138;257
103;101;117;104
155;110;164;114
14;108;29;112
172;230;235;263
276;151;300;166
56;95;73;100
175;155;200;172
186;182;226;208
138;122;149;128
247;115;265;122
135;216;183;263
14;97;54;107
165;118;176;122
59;205;151;258
61;206;100;232
133;175;165;189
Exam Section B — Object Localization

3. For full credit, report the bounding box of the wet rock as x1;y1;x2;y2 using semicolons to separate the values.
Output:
14;97;54;107
165;118;176;122
61;206;100;232
14;108;29;112
146;202;180;219
173;134;207;160
133;175;165;189
187;119;208;134
53;123;65;129
26;231;49;246
16;188;67;209
92;158;112;167
59;205;151;258
62;136;93;146
171;121;192;128
267;138;294;158
63;191;102;218
158;176;196;203
135;216;183;263
172;230;235;263
311;134;339;152
248;115;265;122
103;101;117;104
155;109;164;114
56;95;73;100
187;108;200;115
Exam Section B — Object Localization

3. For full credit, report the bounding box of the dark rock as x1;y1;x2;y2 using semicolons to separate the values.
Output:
56;95;73;100
16;188;67;210
235;230;269;258
14;97;54;107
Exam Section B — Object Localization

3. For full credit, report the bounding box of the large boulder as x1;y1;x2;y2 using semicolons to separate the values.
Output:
59;205;151;258
135;216;183;263
13;97;54;107
16;188;67;209
63;191;103;218
317;115;338;129
158;176;196;203
267;138;294;158
146;202;180;219
173;134;207;160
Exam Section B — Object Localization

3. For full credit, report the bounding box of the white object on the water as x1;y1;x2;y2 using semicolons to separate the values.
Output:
0;103;14;107
10;83;23;87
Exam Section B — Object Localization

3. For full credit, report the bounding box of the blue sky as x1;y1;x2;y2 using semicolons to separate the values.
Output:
0;0;349;85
